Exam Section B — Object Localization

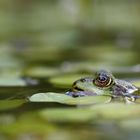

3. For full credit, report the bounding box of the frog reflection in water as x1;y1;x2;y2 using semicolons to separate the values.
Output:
66;70;138;102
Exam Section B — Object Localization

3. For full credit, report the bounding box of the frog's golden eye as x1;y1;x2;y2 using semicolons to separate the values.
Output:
94;75;113;87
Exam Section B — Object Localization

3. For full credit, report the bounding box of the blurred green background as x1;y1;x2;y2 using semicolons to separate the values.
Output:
1;0;140;66
0;0;140;140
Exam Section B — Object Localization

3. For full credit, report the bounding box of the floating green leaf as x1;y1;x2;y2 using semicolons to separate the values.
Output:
29;92;111;105
132;81;140;87
49;74;89;88
0;77;26;87
63;96;111;105
0;100;25;111
120;119;140;130
40;108;96;123
24;67;59;78
90;103;140;120
40;104;140;123
0;112;52;136
29;92;72;103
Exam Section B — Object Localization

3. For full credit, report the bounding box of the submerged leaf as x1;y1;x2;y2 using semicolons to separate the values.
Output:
29;92;111;105
0;100;25;111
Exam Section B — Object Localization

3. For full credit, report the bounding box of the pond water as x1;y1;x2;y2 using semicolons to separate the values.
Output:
0;45;140;140
0;1;140;140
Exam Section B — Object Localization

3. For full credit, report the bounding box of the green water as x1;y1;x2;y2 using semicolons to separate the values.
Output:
0;0;140;140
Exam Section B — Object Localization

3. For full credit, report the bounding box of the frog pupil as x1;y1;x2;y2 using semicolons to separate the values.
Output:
98;76;107;82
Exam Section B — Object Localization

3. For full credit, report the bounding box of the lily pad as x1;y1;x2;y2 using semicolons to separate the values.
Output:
132;80;140;87
0;100;25;111
90;103;140;120
40;104;140;123
49;74;90;88
63;96;111;105
120;119;140;130
29;92;72;103
0;112;52;136
29;92;111;105
0;68;22;78
24;67;59;78
0;77;26;87
40;108;96;123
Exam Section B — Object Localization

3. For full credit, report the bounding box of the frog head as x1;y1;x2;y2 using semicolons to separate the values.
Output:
66;70;138;97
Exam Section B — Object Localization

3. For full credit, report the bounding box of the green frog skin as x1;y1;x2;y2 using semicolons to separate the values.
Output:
66;70;138;100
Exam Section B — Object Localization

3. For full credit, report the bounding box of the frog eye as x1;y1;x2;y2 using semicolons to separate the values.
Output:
94;75;113;87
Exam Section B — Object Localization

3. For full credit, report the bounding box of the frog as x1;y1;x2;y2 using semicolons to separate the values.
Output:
65;70;138;102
